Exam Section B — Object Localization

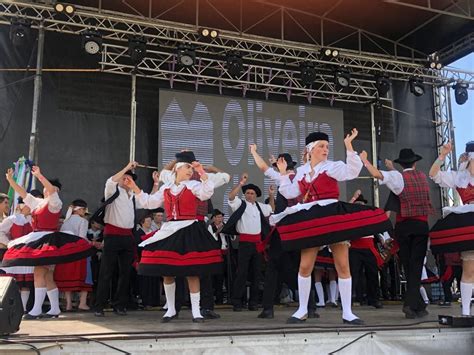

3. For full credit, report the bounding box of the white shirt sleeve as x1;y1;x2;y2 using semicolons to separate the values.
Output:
0;215;15;241
228;196;243;212
159;170;175;184
79;218;88;239
23;193;42;211
278;171;303;199
207;172;230;188
187;179;215;201
136;188;165;210
47;192;63;213
325;151;363;181
431;171;457;189
258;203;273;217
264;168;282;184
104;177;118;200
379;170;405;195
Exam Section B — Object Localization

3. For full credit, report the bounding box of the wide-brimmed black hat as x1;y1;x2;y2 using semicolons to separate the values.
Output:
272;153;297;170
466;141;474;153
354;194;368;204
50;178;62;190
394;148;422;164
175;151;197;164
124;170;137;181
211;209;224;218
305;132;329;145
242;183;262;197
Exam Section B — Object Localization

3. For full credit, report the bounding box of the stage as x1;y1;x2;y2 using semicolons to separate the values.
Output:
1;304;472;354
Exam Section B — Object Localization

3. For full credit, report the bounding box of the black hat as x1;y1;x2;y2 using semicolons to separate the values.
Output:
272;153;297;170
124;170;137;181
211;209;224;218
242;183;262;197
394;148;422;164
305;132;329;145
466;141;474;153
175;151;197;164
154;207;165;213
50;178;62;190
354;194;368;204
17;197;24;204
71;199;88;208
30;189;44;198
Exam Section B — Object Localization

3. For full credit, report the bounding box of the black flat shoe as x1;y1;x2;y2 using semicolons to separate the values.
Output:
161;314;178;323
343;318;364;325
192;317;205;323
286;315;307;324
416;309;429;318
94;310;105;317
257;309;274;319
201;309;221;319
43;313;60;319
113;308;127;316
23;313;42;320
369;301;384;309
308;310;320;319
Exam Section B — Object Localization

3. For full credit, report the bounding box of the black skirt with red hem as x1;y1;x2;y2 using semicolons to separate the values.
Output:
429;212;474;254
1;232;95;267
315;247;335;269
276;201;392;251
138;221;223;277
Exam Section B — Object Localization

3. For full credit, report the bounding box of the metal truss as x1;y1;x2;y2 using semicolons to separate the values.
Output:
384;0;474;21
433;85;459;208
0;0;473;104
438;32;474;66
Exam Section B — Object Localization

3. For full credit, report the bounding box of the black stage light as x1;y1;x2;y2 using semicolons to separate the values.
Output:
375;75;391;97
427;53;443;70
177;44;196;67
81;29;102;55
128;36;147;65
409;76;425;97
321;47;339;59
300;61;317;86
9;18;31;46
453;82;469;105
226;51;244;78
334;68;351;89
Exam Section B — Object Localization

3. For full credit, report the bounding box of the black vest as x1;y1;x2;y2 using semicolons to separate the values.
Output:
221;200;270;240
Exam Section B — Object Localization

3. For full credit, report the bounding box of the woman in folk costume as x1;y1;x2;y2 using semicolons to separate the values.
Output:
429;141;474;317
54;199;92;312
125;151;222;323
2;167;94;319
0;196;35;311
271;129;392;324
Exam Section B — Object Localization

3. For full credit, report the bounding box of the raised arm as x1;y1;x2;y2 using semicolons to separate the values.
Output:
31;166;56;196
6;168;27;199
111;161;137;183
429;142;451;178
360;151;384;180
229;173;247;201
151;171;161;194
267;185;275;212
249;144;270;172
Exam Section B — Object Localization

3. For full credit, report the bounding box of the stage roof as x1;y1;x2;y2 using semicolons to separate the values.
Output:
74;0;474;64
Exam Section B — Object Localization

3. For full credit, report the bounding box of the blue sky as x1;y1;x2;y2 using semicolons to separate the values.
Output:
449;53;473;157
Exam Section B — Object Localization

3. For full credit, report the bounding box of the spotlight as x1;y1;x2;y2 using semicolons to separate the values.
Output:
128;36;147;65
177;44;196;67
452;82;469;105
427;53;443;70
300;61;317;86
409;76;425;97
65;4;75;14
226;51;244;78
200;28;210;37
210;30;219;38
321;47;339;59
81;29;102;55
199;28;219;39
54;3;64;12
54;3;75;15
334;68;351;89
375;75;391;97
9;18;31;47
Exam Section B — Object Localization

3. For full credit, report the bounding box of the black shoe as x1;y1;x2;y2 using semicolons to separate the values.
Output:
113;308;127;316
43;313;60;319
438;301;451;307
201;309;221;319
286;315;307;324
326;302;338;308
161;314;178;323
94;310;105;317
343;318;365;325
369;301;384;309
233;305;243;312
248;305;258;311
23;313;42;320
257;309;274;319
416;309;429;318
404;308;418;319
192;317;205;323
308;310;320;318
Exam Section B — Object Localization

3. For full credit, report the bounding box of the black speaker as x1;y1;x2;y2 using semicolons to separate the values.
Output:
0;277;23;335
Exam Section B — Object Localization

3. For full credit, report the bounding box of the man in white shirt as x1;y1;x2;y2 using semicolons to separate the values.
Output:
94;161;140;317
223;174;273;312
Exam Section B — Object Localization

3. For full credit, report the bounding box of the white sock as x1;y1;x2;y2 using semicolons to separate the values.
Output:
20;290;30;312
339;277;358;321
163;283;176;318
163;302;168;310
460;282;473;316
292;274;311;319
29;288;47;316
190;292;203;319
329;280;338;303
315;282;325;306
419;286;429;304
46;288;61;315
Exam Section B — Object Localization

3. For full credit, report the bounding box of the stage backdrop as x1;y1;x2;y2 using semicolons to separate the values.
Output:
159;90;346;216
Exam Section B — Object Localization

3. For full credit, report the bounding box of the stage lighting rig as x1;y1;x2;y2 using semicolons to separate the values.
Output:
81;29;102;55
177;44;196;67
200;28;219;39
226;51;244;78
427;53;443;70
300;62;317;86
375;74;391;97
128;36;147;65
409;76;425;97
320;48;339;60
9;18;31;47
54;3;75;15
452;82;469;105
334;68;351;89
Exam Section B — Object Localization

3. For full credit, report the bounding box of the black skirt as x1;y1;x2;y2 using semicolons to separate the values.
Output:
138;221;223;277
429;212;474;254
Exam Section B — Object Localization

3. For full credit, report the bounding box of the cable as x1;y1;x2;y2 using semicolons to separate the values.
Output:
328;331;375;354
75;336;131;355
0;75;35;91
0;338;41;355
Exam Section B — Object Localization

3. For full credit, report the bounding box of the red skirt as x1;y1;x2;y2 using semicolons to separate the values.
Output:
54;258;93;292
429;212;474;254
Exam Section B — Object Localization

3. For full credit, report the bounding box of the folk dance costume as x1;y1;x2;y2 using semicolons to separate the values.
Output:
2;191;94;319
223;184;273;312
137;153;222;322
270;132;391;324
429;142;474;316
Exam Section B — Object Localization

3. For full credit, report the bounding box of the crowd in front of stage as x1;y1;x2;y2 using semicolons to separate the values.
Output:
0;129;473;325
